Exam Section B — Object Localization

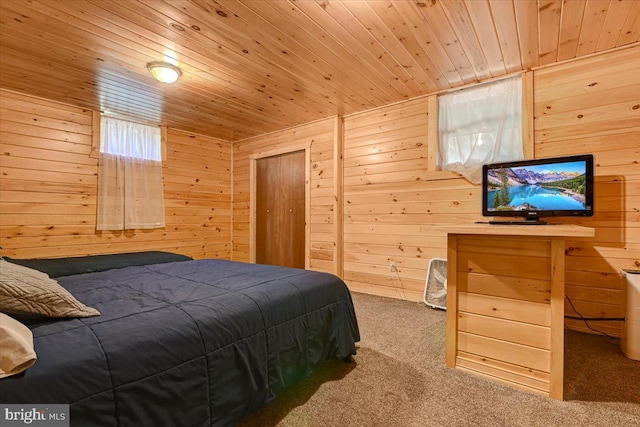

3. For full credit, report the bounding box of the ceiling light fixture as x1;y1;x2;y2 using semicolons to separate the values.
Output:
147;61;182;84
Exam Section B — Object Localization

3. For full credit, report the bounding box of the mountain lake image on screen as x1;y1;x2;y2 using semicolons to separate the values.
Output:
485;156;591;214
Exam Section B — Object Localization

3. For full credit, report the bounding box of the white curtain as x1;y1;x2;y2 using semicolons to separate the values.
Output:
97;117;165;230
438;75;524;183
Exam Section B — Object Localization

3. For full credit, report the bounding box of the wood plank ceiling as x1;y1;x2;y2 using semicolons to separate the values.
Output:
1;0;638;141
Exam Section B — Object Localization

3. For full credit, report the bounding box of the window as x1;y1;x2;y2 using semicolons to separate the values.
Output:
96;116;165;230
438;76;523;183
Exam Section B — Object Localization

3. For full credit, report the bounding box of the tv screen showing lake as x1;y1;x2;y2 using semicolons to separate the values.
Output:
485;160;587;212
487;185;586;211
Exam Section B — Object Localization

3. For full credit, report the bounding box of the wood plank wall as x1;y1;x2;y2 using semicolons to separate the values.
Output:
232;117;338;274
342;98;479;300
232;46;639;337
533;47;640;336
0;89;232;260
340;46;639;335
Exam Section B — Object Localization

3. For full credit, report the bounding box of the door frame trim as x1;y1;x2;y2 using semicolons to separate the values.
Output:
249;142;311;268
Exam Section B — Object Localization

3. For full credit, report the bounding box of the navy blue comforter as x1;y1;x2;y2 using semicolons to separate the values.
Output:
0;259;360;426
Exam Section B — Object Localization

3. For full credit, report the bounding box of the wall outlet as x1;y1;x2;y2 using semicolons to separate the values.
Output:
389;261;397;272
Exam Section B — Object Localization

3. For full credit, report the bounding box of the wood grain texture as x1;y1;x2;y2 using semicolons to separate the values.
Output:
343;97;436;301
233;117;337;275
457;350;550;392
534;47;640;337
447;230;581;398
0;89;232;260
255;150;306;268
0;0;637;140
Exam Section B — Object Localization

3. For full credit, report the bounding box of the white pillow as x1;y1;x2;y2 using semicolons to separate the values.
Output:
0;259;100;318
0;312;36;378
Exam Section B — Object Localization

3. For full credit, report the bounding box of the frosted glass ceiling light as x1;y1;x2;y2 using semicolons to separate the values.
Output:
147;62;182;84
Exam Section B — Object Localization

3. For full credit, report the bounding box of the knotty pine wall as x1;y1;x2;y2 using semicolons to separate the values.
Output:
342;98;476;300
533;47;640;336
232;117;339;274
231;46;638;337
0;89;232;260
341;46;639;336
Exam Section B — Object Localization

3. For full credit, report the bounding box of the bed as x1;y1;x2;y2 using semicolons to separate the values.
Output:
0;252;360;426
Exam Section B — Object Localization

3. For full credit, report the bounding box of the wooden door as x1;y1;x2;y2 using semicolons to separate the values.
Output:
255;150;305;268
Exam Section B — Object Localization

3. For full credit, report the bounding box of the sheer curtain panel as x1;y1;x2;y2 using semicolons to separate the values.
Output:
438;76;523;183
97;117;165;230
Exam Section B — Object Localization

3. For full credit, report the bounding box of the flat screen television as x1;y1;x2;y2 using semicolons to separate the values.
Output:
482;154;594;225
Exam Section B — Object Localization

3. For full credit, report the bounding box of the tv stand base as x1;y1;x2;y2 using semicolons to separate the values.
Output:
444;224;594;399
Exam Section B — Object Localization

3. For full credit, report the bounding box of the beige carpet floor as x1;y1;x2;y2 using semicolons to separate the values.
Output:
239;292;640;427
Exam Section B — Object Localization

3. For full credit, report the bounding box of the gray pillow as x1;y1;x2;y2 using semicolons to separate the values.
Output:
0;260;100;318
